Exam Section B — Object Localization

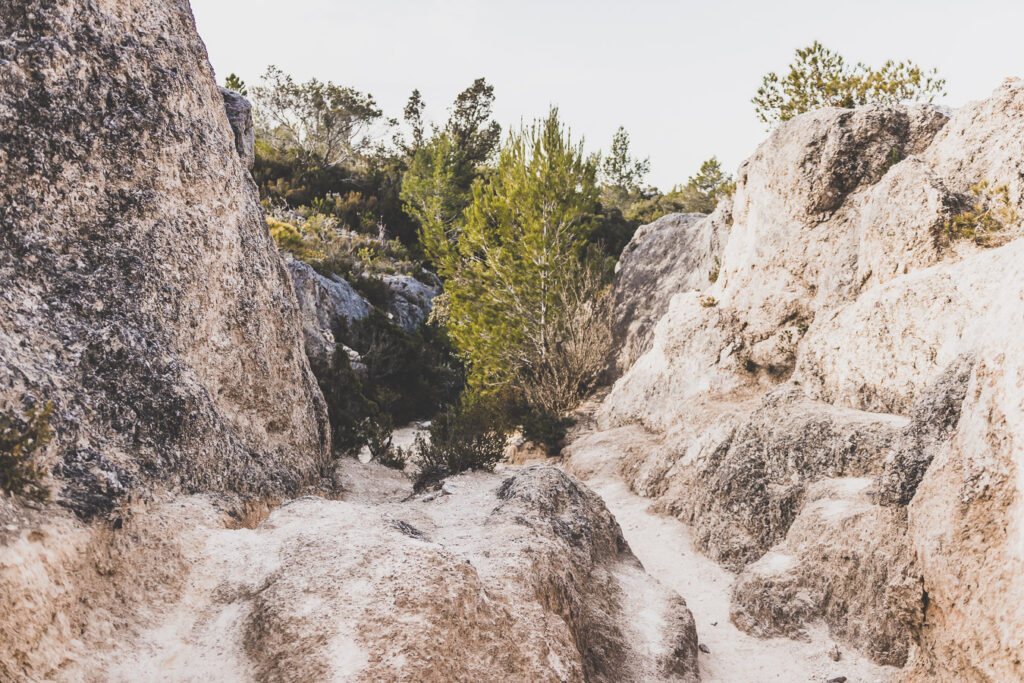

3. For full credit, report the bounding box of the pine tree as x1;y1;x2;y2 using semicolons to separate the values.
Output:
442;108;602;396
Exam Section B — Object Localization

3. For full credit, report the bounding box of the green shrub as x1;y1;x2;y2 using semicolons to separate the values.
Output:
314;313;464;458
403;397;508;490
1;402;53;502
944;181;1019;246
314;345;374;456
343;311;464;425
518;406;573;453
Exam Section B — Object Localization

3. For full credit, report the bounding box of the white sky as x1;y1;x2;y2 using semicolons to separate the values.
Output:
191;0;1024;191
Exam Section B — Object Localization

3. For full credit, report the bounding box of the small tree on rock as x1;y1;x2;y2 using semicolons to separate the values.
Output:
753;42;946;127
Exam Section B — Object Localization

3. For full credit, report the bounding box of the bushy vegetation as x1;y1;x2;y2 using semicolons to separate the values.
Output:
398;397;508;489
1;402;52;502
944;180;1020;246
753;41;946;127
315;312;463;457
422;109;616;450
234;66;742;469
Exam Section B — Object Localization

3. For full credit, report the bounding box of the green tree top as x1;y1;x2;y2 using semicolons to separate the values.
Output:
752;41;946;127
224;73;248;96
443;108;600;392
400;78;502;267
672;156;734;214
601;126;650;194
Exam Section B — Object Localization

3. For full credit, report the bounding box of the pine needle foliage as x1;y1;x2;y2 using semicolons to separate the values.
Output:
753;42;946;127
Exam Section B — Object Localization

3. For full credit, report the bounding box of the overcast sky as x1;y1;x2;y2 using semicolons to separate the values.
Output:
191;0;1024;190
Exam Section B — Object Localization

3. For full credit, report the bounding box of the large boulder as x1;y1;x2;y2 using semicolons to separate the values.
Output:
610;210;728;375
0;0;330;515
43;465;699;682
599;102;952;434
580;81;1024;675
286;258;371;366
383;273;440;332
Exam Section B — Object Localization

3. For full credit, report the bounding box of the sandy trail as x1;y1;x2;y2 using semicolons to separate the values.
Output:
582;475;896;683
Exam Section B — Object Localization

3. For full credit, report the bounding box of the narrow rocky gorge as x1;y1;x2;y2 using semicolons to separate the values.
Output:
2;1;1023;682
0;2;698;680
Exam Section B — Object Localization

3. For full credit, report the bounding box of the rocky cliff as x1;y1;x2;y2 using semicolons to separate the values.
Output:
570;83;1024;679
0;0;330;516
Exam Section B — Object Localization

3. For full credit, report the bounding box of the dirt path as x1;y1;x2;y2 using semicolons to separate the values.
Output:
581;475;896;682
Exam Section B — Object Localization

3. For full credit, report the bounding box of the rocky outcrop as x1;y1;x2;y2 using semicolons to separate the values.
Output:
0;0;329;516
610;210;728;375
383;273;440;332
220;86;256;170
0;0;334;676
286;258;371;366
37;463;698;682
685;384;906;569
573;80;1024;677
730;478;921;667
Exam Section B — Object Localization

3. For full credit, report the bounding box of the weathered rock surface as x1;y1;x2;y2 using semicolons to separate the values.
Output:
286;257;371;366
575;80;1024;677
0;0;329;517
16;463;698;682
685;384;906;569
905;328;1024;682
220;86;255;170
383;273;440;332
0;8;702;681
610;210;728;375
730;478;922;667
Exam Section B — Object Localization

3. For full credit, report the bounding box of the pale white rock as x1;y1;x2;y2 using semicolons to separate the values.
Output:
610;209;729;376
903;298;1024;682
286;257;371;366
14;464;700;682
382;273;440;332
582;82;1024;676
795;238;1024;415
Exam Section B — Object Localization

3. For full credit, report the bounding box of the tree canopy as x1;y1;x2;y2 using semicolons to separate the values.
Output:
252;65;383;168
752;41;946;127
440;108;603;397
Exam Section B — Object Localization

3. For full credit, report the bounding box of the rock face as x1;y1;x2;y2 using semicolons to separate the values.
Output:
383;273;440;332
0;0;329;515
42;464;698;682
610;210;728;375
571;80;1024;679
220;86;256;170
286;258;371;366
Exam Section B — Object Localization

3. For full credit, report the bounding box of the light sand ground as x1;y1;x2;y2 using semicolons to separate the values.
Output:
582;476;896;683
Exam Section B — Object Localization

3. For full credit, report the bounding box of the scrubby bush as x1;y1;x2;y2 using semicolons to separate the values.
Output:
1;402;52;502
314;347;374;455
314;312;464;458
944;180;1019;246
402;397;508;489
363;411;407;469
345;311;464;425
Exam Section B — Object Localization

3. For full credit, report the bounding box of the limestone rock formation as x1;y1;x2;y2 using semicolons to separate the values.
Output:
383;273;440;332
0;0;330;517
571;80;1024;679
610;210;728;375
11;464;699;682
286;257;372;366
220;86;256;170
